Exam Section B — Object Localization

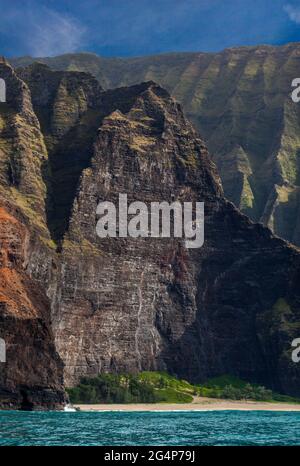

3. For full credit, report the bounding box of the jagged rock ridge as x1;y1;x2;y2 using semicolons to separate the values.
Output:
11;44;300;246
0;61;300;401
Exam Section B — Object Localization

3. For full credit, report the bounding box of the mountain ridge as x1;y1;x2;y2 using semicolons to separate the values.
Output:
11;43;300;247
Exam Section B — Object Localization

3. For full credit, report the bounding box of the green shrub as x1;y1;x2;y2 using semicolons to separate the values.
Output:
67;371;300;404
67;373;163;404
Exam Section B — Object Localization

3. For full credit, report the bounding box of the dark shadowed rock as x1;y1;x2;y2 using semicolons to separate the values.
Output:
0;203;65;410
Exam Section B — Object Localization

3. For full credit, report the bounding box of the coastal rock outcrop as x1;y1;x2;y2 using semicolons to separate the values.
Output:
0;203;65;410
0;62;65;409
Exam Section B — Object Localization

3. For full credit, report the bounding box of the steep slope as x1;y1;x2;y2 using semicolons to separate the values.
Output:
16;63;104;242
14;64;300;396
0;60;65;409
0;203;65;409
12;44;300;246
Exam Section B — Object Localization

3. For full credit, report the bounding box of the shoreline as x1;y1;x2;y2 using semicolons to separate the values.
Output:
74;399;300;412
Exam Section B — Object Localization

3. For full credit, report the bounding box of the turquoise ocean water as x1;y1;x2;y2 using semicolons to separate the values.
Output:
0;410;299;446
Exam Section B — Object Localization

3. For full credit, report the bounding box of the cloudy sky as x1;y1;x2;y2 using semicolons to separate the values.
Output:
1;0;300;57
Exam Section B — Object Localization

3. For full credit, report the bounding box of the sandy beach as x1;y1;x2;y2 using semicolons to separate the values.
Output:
74;397;300;412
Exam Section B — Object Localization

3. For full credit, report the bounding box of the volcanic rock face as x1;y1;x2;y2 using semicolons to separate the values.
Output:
1;61;300;399
0;62;65;409
0;203;65;409
12;44;300;246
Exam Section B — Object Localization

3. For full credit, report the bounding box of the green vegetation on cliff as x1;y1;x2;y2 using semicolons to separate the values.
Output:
67;372;193;404
67;372;300;404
